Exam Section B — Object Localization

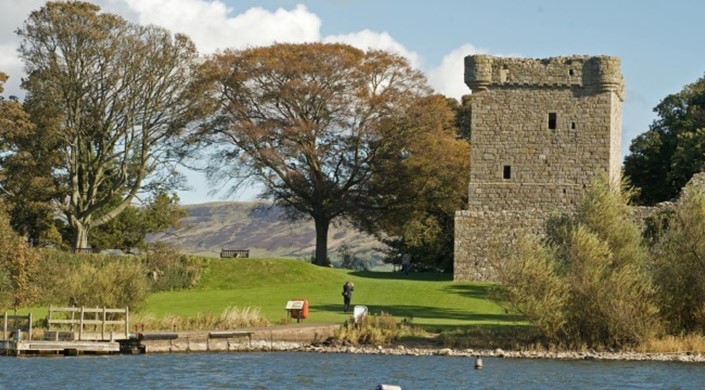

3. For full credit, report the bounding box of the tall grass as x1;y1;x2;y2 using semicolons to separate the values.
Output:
133;306;270;331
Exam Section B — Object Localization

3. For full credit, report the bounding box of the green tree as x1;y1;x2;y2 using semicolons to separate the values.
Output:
16;1;205;249
447;94;472;141
624;74;705;205
1;73;64;247
652;176;705;332
194;43;431;266
89;192;187;251
355;94;470;271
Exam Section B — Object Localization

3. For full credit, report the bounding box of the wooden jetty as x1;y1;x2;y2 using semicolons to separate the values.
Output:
2;306;133;356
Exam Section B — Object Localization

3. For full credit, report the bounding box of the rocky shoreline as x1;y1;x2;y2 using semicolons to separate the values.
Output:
146;337;705;363
302;343;705;363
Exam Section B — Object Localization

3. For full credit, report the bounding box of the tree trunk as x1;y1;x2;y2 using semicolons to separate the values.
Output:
313;216;331;266
73;224;90;250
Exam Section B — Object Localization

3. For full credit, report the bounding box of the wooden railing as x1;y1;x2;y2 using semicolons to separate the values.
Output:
2;312;33;341
220;249;250;258
47;305;129;341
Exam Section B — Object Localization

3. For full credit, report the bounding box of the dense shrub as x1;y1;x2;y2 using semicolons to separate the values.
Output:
34;250;149;311
495;176;661;349
143;243;205;292
336;312;419;345
0;202;40;310
652;182;705;332
495;238;568;342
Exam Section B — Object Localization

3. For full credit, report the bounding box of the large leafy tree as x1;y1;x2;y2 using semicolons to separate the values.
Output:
16;1;205;249
194;43;431;266
355;94;470;271
1;72;64;246
624;74;705;204
89;192;186;251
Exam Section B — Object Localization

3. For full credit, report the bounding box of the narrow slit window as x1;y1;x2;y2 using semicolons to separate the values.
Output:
571;122;576;129
569;69;574;76
503;165;512;179
548;113;557;129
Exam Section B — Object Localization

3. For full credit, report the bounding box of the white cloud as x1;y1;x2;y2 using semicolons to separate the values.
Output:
324;29;421;69
107;0;321;53
426;43;489;101
0;42;24;97
1;0;493;106
0;0;45;97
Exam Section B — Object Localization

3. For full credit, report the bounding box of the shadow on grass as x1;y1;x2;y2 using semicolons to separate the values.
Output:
442;284;500;300
315;303;522;324
350;271;453;282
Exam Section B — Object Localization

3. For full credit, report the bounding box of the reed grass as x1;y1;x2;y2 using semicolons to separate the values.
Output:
132;306;270;331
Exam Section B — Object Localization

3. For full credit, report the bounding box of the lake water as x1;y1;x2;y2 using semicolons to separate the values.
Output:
1;351;704;389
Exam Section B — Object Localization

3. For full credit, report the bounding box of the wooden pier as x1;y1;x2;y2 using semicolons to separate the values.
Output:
2;306;132;356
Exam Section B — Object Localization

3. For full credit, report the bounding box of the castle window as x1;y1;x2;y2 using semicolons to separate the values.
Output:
569;69;574;76
571;122;576;129
503;165;512;179
548;113;557;129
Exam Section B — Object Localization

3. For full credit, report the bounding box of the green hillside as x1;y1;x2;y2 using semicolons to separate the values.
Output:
143;258;518;329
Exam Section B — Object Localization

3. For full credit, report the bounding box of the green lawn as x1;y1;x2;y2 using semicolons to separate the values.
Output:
143;258;521;329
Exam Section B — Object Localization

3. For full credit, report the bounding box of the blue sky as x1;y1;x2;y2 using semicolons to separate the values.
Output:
2;0;704;204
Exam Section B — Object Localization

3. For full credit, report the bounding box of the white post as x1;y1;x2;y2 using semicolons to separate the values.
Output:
79;306;85;341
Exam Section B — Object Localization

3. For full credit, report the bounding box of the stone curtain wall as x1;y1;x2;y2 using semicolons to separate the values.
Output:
454;55;623;281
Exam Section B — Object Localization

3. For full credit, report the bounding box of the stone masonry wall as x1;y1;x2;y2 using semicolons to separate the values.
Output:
454;55;623;281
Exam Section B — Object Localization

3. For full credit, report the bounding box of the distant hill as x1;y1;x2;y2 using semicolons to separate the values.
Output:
148;201;386;261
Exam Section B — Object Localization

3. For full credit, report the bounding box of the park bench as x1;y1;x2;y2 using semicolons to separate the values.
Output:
220;249;250;258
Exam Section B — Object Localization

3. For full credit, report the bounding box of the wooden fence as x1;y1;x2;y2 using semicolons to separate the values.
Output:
2;313;33;341
47;305;129;341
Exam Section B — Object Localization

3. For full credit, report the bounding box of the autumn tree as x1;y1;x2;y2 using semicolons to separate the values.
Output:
16;1;205;249
194;43;431;266
354;94;470;271
1;71;65;246
0;201;39;311
624;73;705;205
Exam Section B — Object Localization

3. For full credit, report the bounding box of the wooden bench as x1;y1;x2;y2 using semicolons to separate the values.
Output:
220;249;250;258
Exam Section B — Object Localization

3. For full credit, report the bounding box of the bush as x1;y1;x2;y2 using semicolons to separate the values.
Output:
34;250;149;311
0;202;40;310
494;237;568;343
494;176;661;349
143;243;205;292
653;182;705;332
335;312;419;345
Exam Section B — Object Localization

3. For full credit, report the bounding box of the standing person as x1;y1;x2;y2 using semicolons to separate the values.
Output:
401;253;411;275
342;281;354;312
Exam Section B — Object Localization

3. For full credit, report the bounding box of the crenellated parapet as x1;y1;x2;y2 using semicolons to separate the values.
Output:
464;55;623;99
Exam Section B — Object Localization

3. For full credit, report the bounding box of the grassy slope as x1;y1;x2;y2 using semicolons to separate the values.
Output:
144;258;520;330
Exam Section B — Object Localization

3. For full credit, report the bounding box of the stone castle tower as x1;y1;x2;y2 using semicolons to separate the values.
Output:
454;55;624;281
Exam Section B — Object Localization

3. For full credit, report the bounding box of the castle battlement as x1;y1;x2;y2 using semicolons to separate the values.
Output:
465;55;623;98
